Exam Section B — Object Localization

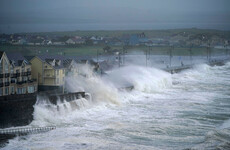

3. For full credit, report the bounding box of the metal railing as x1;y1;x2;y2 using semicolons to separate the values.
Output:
0;126;56;135
44;74;56;78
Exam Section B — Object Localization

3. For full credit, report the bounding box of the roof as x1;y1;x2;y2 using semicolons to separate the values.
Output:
63;59;75;68
34;55;94;68
6;52;30;66
36;55;64;69
24;56;35;61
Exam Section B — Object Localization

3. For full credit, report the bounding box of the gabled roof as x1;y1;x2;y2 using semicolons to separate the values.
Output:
6;52;30;66
32;55;94;68
37;55;66;69
24;56;35;61
63;59;75;68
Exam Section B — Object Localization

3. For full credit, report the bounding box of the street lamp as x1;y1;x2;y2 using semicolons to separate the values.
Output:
188;45;193;65
168;45;173;67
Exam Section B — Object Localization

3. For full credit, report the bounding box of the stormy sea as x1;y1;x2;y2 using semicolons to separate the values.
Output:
2;59;230;150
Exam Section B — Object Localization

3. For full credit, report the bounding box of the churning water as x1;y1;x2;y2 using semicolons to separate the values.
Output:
2;62;230;150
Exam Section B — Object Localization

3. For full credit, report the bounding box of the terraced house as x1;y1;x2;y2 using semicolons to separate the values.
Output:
30;55;66;92
0;51;37;96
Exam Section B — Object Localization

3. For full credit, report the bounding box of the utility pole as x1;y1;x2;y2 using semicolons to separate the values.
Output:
122;46;127;66
188;45;193;65
146;49;148;67
169;46;173;67
145;46;151;67
149;46;151;66
118;52;121;68
97;49;98;63
224;44;228;58
207;44;211;62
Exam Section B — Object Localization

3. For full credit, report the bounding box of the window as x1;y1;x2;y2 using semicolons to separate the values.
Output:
56;70;59;75
56;78;59;84
5;87;9;95
5;78;9;82
22;67;25;73
22;87;26;94
28;86;34;93
11;78;16;83
11;86;14;94
0;88;2;96
10;66;14;74
17;88;22;94
23;76;28;82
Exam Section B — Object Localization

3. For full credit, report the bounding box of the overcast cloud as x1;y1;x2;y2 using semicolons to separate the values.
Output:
0;0;230;33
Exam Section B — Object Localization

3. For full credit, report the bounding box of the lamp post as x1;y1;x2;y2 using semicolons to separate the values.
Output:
97;49;98;63
207;43;211;62
168;46;173;67
145;46;151;67
188;45;193;65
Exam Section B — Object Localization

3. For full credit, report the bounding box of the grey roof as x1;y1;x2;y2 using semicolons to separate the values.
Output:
37;55;68;69
63;59;74;68
25;56;35;61
6;52;30;66
37;55;93;65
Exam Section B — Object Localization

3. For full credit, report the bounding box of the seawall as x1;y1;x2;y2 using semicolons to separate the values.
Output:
0;93;37;128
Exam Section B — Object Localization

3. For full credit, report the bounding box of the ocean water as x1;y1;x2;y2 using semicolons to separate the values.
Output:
2;62;230;150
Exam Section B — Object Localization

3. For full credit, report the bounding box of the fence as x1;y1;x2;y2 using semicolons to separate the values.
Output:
0;126;56;135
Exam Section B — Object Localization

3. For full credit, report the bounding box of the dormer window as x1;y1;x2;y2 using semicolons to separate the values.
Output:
10;66;14;74
22;62;25;68
52;60;55;66
57;60;61;66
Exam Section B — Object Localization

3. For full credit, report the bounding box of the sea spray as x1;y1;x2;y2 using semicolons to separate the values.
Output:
103;65;172;93
31;97;91;126
65;64;120;105
173;64;212;82
4;59;230;150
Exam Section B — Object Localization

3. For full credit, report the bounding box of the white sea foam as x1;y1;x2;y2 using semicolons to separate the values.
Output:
220;119;230;129
5;61;230;150
104;65;172;93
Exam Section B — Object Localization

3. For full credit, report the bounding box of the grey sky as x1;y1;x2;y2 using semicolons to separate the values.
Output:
0;0;230;33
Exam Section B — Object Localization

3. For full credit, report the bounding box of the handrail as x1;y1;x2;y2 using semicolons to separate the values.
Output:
0;126;56;135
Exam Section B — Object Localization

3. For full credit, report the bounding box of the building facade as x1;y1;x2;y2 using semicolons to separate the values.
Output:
30;56;65;92
0;51;37;96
